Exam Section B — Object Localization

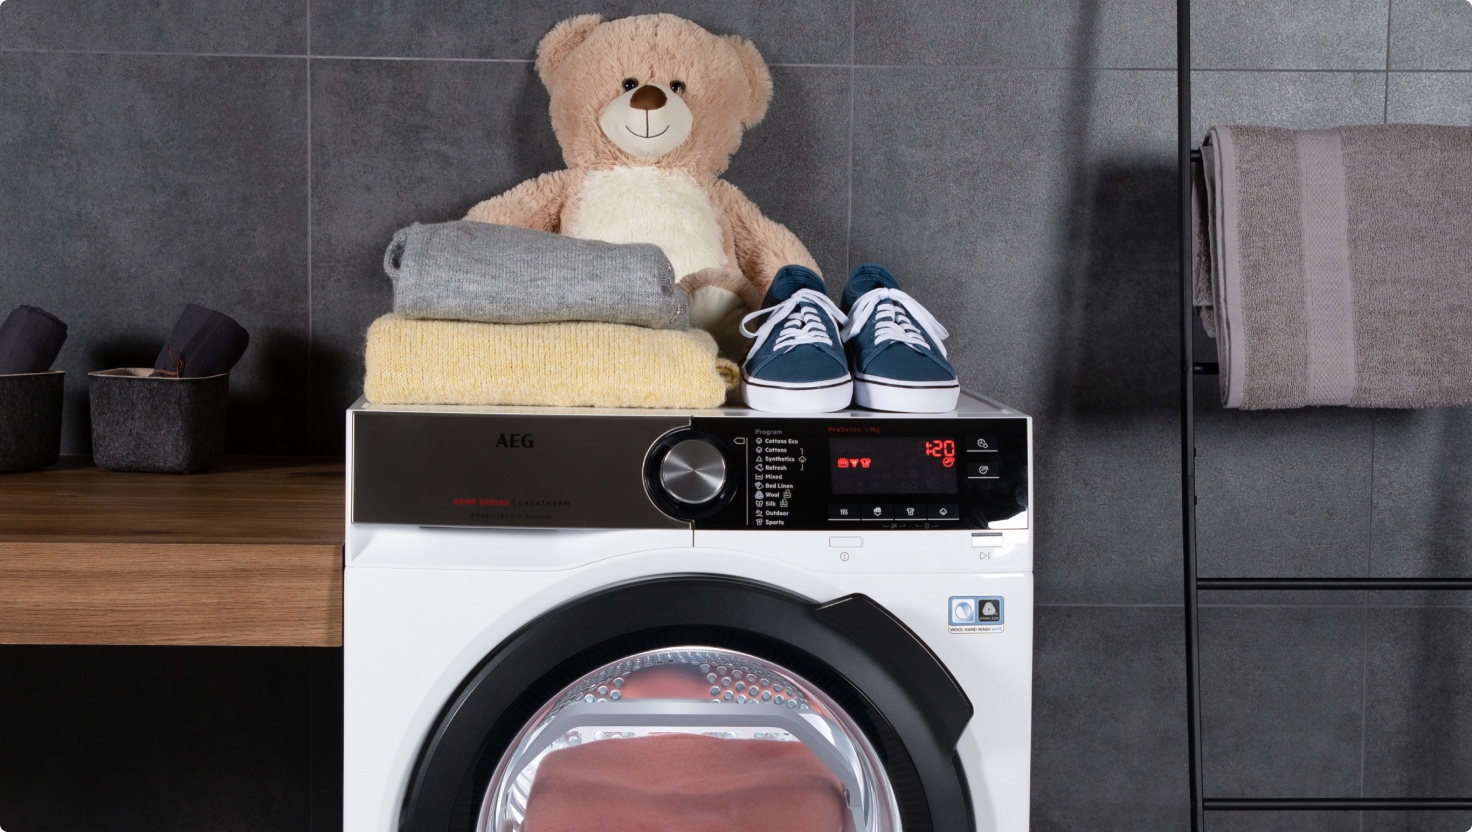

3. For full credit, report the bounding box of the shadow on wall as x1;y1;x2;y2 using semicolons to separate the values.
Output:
313;335;354;441
1045;157;1179;420
512;70;565;190
724;66;845;290
1038;0;1178;422
72;330;313;457
228;329;309;455
309;62;563;455
1364;596;1472;823
1374;407;1472;579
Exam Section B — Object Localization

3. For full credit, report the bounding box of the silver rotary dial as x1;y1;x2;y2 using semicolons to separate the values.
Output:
658;438;727;505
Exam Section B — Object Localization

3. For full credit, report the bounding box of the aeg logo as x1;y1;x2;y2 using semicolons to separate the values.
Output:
495;433;534;448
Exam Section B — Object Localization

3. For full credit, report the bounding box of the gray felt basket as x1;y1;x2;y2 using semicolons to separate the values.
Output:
0;370;65;473
89;368;228;474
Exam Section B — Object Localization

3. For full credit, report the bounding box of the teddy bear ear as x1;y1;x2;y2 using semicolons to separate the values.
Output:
722;34;772;128
535;14;602;87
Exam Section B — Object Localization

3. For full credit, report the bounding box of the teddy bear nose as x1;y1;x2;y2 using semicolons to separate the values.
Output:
629;84;667;110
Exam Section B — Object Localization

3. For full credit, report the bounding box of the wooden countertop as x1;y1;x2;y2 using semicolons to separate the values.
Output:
0;457;344;646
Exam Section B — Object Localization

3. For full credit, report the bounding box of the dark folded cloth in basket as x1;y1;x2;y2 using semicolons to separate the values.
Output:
151;304;250;378
0;305;67;375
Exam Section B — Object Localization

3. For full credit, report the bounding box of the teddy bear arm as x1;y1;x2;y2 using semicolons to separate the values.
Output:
464;170;573;233
711;180;820;297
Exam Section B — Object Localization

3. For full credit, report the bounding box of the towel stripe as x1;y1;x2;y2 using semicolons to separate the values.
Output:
1294;130;1357;405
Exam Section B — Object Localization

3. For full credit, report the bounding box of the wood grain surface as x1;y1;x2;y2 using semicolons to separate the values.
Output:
0;457;344;646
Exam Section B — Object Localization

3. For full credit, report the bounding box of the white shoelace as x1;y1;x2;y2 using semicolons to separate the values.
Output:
841;287;951;358
740;289;849;356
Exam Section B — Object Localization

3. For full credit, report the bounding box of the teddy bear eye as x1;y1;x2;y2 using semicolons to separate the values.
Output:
621;78;639;91
670;80;686;94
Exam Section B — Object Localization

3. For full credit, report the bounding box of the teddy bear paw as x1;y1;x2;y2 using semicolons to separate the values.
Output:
686;285;751;362
681;268;761;361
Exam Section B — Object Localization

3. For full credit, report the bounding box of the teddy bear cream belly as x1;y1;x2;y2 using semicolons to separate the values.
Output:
567;167;728;280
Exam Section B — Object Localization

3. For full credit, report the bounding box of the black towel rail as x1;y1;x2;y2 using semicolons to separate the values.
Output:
1176;0;1472;827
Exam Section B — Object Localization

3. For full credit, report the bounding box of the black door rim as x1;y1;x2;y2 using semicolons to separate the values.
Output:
398;575;976;832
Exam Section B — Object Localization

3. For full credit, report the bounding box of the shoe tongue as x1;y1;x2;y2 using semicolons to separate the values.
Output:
843;264;901;309
765;265;827;306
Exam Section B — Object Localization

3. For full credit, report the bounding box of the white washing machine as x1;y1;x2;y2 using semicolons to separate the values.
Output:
344;392;1034;832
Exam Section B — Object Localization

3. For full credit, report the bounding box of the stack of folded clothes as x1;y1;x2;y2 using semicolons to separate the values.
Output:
364;221;737;408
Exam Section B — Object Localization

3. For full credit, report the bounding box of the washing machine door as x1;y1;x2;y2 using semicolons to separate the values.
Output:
400;578;974;832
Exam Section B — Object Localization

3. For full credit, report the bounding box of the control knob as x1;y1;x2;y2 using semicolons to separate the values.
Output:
645;430;738;520
659;438;727;505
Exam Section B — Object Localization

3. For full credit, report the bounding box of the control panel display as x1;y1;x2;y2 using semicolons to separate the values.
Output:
693;415;1029;531
351;405;1029;531
829;437;958;495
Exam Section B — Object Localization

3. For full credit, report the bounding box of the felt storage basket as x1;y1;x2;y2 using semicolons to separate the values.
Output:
0;370;65;473
89;368;228;473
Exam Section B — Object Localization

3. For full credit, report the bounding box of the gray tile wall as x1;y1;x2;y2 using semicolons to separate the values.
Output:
0;0;1469;830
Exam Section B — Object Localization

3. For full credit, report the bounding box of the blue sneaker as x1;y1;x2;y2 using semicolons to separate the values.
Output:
840;264;960;413
739;265;852;413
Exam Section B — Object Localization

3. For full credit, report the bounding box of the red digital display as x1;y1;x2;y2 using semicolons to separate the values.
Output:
924;439;956;467
829;437;959;495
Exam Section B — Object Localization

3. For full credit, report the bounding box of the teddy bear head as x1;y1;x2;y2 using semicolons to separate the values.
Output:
534;13;772;175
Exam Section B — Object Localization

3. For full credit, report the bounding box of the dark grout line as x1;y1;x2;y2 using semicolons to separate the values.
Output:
307;647;317;832
1383;0;1394;125
1358;603;1369;827
849;0;856;68
313;54;531;64
0;46;312;59
847;64;1180;71
4;47;1468;75
1037;603;1186;608
305;0;314;457
1206;602;1472;609
1198;68;1472;75
1361;409;1374;832
1192;66;1384;73
1037;602;1472;609
788;65;1470;73
844;0;855;275
0;46;531;63
305;12;319;830
1366;419;1377;611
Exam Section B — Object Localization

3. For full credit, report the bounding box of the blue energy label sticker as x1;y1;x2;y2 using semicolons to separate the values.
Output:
948;596;1004;633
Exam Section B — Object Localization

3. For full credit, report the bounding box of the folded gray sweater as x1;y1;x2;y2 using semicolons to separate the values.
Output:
1194;124;1472;409
385;221;688;329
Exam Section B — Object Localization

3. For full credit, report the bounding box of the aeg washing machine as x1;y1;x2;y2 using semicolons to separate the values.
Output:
344;391;1034;832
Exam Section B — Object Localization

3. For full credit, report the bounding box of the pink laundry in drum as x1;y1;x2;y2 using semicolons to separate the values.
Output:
521;733;855;832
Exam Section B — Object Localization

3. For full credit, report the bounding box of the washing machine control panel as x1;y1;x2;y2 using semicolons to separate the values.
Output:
684;415;1029;531
351;396;1029;531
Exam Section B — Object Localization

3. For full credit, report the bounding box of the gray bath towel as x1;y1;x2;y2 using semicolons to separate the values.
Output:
385;221;688;329
1194;124;1472;409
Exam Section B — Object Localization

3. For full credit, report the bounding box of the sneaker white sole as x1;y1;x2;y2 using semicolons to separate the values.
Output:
742;375;854;413
853;376;960;413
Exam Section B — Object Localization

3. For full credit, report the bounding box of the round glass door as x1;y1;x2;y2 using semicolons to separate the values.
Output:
478;647;900;832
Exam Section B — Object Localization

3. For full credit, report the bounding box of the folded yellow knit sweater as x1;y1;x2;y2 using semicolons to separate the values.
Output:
364;315;738;408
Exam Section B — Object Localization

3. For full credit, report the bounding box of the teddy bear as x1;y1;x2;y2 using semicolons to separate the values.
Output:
463;13;820;359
